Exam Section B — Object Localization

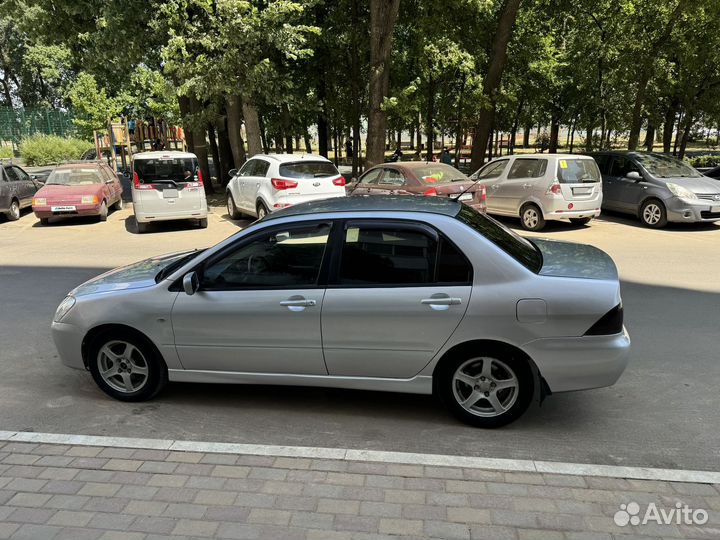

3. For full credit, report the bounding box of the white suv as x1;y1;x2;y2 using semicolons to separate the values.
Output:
226;154;347;219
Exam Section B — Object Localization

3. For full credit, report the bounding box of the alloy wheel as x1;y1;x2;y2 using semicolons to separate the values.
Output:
451;357;519;418
9;200;20;220
522;208;538;229
643;203;662;225
97;340;150;393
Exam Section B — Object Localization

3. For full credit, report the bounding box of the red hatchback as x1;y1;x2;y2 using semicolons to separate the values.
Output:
32;162;124;225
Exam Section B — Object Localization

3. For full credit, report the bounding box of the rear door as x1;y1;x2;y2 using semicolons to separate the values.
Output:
321;220;472;378
555;158;602;203
496;158;548;214
245;159;270;212
233;158;259;212
606;156;643;211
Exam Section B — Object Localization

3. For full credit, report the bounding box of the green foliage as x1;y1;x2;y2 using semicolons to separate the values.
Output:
688;155;720;168
19;134;93;166
66;73;122;139
0;145;13;159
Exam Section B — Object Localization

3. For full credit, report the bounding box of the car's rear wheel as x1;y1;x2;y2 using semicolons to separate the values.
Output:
87;329;167;402
256;201;269;219
569;217;592;226
227;193;241;219
114;197;124;211
520;203;545;231
6;199;20;221
198;217;208;229
438;352;534;428
640;199;667;228
98;201;108;222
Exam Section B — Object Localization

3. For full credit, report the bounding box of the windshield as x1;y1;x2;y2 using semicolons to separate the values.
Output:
634;154;702;178
135;157;198;184
279;161;339;179
414;164;468;184
155;249;205;283
46;168;103;185
557;159;601;183
456;205;542;273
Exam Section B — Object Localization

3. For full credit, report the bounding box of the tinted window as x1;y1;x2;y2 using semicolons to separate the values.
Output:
592;155;611;175
4;167;20;182
201;223;330;290
557;159;601;183
12;166;31;182
255;160;270;177
239;159;257;176
474;160;508;180
507;159;547;179
134;157;198;184
359;168;383;185
279;161;338;179
382;168;405;186
437;239;472;284
46;168;104;185
339;225;437;285
456;205;542;273
610;157;640;178
413;164;467;184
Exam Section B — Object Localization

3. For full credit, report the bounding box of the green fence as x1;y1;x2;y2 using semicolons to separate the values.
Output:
0;107;75;147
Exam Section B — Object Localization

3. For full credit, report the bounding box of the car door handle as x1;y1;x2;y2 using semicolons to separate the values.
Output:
522;183;532;188
421;297;462;311
280;298;317;311
490;184;500;190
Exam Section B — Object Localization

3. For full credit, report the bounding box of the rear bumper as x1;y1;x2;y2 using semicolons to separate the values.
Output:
135;206;208;223
522;327;630;392
544;197;601;221
52;321;86;370
665;197;720;223
33;204;103;218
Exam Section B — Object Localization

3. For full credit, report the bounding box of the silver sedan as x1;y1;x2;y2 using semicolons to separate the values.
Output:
52;196;630;428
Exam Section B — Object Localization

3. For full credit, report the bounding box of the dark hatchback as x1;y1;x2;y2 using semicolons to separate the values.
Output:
1;163;40;221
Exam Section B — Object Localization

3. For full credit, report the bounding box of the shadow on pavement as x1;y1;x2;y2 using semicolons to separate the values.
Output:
123;214;207;235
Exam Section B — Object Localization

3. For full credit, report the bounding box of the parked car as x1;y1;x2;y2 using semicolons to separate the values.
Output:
132;151;208;233
51;196;630;428
1;162;41;221
32;162;123;225
703;164;720;180
348;162;485;212
470;154;602;231
226;153;346;220
589;151;720;228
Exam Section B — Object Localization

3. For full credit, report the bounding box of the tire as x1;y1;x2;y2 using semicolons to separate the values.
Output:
198;217;208;229
87;329;168;402
98;201;108;222
437;349;534;428
256;201;269;220
6;199;20;221
227;193;241;219
569;217;592;226
136;220;148;234
640;198;667;228
520;203;545;231
40;217;49;226
114;197;124;211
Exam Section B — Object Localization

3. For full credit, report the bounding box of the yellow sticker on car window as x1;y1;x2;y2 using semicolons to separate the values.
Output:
559;160;568;169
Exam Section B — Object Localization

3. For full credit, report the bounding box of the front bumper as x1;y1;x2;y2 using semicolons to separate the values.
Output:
523;327;631;392
52;321;86;370
33;203;103;218
665;197;720;223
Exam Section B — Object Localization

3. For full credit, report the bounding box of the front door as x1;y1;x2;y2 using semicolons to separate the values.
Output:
321;220;472;378
234;159;260;212
605;156;643;212
474;159;509;214
351;168;384;196
496;158;548;214
171;221;332;374
9;167;37;206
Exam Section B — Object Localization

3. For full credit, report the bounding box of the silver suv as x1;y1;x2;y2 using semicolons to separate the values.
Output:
471;154;603;231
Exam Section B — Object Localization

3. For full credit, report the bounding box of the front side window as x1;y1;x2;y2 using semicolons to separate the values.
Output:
507;159;547;180
610;157;640;178
4;167;20;182
381;168;406;186
359;168;383;185
474;160;508;180
255;160;270;177
239;159;259;176
12;167;32;182
201;223;331;290
46;168;103;185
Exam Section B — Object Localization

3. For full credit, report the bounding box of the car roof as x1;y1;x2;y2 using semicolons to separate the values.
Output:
254;153;332;164
587;150;665;158
262;195;463;221
133;151;197;160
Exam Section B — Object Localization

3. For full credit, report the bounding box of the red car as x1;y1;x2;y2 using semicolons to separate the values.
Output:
348;162;486;212
32;162;124;225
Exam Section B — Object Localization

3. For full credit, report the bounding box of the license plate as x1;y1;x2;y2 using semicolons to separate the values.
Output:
458;193;473;201
163;189;178;198
51;206;76;212
573;188;591;195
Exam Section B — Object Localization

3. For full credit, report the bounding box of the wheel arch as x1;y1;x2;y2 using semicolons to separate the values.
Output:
637;195;665;219
81;323;167;371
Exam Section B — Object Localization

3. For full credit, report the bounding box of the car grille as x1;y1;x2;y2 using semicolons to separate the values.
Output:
700;211;720;219
697;194;720;201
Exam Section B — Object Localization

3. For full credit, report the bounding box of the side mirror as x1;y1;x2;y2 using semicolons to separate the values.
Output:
228;169;238;178
182;271;199;296
31;174;37;180
626;171;642;181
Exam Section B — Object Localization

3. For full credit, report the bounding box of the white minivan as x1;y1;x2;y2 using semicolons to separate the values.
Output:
471;154;603;231
226;154;346;220
131;151;208;233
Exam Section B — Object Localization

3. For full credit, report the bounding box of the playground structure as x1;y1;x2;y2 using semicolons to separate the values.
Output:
93;118;186;172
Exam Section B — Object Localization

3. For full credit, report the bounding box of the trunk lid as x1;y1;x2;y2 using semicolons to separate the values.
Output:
533;239;618;280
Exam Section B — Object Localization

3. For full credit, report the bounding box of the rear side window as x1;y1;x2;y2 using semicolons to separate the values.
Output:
507;159;547;179
381;168;405;186
557;159;601;184
135;157;198;184
280;161;339;179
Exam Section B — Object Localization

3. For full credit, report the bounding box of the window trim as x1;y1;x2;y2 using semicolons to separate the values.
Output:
327;218;473;289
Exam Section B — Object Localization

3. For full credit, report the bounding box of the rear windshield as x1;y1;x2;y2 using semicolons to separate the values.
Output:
456;205;542;273
634;153;702;178
134;157;198;184
46;168;103;185
279;161;339;179
557;159;601;183
415;164;468;184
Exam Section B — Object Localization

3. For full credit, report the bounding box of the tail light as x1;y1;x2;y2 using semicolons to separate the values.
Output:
133;171;155;190
333;176;346;186
271;178;298;190
423;187;438;196
546;181;561;195
196;168;204;186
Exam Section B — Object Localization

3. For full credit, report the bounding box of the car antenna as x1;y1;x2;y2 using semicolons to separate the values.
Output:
451;173;484;201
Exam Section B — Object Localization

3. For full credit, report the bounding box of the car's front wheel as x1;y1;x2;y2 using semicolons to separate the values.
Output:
256;201;269;219
87;329;167;402
227;193;241;219
437;352;534;428
520;203;545;231
6;199;20;221
98;201;108;222
640;198;667;228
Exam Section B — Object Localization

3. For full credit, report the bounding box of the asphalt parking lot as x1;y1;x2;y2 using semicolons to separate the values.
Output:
1;203;719;472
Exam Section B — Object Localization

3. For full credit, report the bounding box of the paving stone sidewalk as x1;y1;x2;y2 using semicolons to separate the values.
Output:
0;440;719;540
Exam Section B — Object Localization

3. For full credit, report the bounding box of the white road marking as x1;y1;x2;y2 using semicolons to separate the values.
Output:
2;430;718;483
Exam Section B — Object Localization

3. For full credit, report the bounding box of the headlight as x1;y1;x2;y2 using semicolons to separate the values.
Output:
32;197;47;206
666;183;697;200
81;195;99;205
54;296;76;322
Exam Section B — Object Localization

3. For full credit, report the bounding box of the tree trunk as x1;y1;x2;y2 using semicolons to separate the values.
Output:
644;122;655;152
585;126;593;152
548;116;560;154
178;96;194;153
216;115;235;187
225;95;246;167
426;76;435;160
242;97;263;156
678;113;693;159
304;130;312;153
258;115;269;154
189;97;213;195
416;114;422;156
207;123;221;183
469;0;522;170
522;125;530;147
663;101;678;153
569;119;577;153
365;0;401;167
